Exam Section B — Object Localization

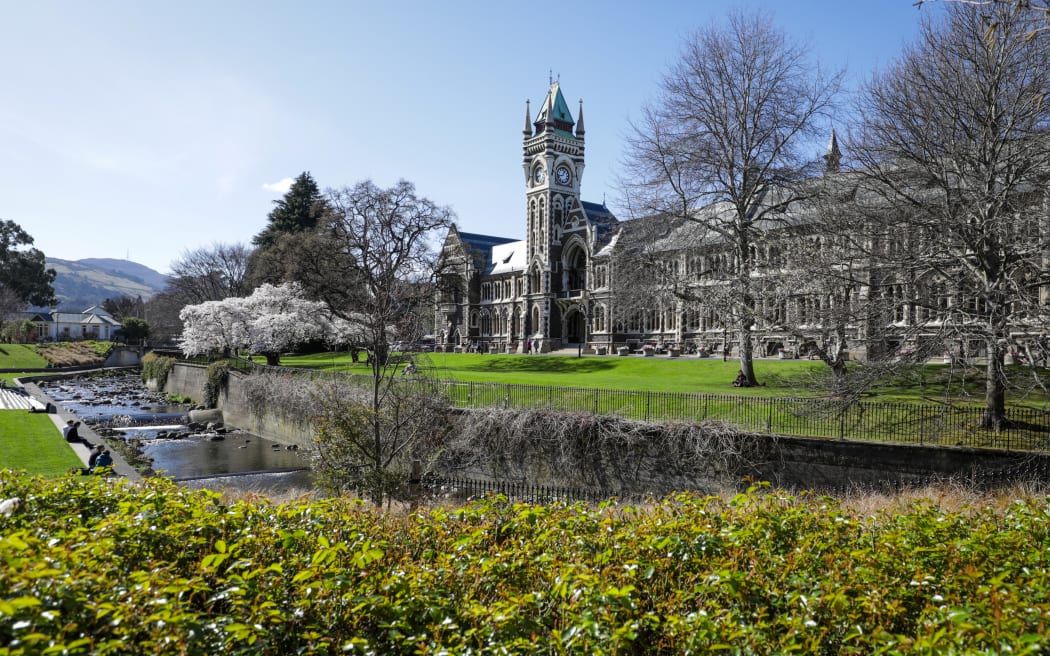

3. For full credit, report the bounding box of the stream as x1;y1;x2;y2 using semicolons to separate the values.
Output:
38;372;313;495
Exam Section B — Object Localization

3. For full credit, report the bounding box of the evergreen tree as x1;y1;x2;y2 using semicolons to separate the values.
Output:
252;172;326;249
0;219;56;307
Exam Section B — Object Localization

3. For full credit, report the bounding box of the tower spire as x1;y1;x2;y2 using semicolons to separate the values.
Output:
523;99;532;137
575;99;585;137
824;129;842;173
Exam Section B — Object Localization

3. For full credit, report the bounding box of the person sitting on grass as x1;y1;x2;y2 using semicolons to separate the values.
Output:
88;444;104;469
732;371;750;388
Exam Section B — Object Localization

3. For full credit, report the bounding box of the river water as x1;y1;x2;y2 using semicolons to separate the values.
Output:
38;372;314;495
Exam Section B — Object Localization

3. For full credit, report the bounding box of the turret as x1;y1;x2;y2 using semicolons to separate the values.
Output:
824;129;842;173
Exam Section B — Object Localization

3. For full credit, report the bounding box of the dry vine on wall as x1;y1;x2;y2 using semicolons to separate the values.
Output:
238;371;780;496
442;407;780;496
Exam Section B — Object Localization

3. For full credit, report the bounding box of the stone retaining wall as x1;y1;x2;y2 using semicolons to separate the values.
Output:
163;363;1050;492
161;364;314;447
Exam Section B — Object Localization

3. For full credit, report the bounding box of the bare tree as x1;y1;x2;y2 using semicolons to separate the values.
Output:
0;284;26;341
102;294;145;320
611;182;888;395
854;3;1050;429
621;11;842;386
295;179;454;504
167;242;253;304
916;0;1050;33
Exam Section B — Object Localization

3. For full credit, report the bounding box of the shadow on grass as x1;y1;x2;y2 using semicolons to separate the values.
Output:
441;357;619;375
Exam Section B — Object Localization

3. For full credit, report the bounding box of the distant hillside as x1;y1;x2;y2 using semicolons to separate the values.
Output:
45;258;168;311
76;258;169;290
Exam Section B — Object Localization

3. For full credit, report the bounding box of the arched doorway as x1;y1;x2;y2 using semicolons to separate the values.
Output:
563;244;587;292
566;308;585;344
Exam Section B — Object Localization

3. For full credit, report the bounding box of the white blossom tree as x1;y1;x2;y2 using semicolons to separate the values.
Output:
178;282;326;365
178;299;247;358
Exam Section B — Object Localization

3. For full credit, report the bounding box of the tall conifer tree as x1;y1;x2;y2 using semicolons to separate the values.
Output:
252;172;326;249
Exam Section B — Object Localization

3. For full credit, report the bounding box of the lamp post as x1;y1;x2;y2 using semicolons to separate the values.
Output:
577;295;592;358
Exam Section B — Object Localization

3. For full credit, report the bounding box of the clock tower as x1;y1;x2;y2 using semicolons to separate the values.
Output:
521;81;586;350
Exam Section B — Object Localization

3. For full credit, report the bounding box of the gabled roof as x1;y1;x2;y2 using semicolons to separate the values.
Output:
581;200;616;224
581;200;619;253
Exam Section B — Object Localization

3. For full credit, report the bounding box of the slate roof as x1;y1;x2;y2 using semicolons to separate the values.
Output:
19;308;120;326
581;200;620;253
458;231;518;252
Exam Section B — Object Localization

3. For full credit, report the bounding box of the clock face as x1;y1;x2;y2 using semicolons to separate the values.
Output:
533;166;545;184
556;166;571;185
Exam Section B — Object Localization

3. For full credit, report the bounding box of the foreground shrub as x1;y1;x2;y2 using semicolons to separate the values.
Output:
2;471;1049;654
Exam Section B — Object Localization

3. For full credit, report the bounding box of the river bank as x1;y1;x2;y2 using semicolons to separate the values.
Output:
19;370;311;492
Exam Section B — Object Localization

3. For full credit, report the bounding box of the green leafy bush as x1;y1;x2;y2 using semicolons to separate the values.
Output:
140;352;176;390
1;471;1049;654
203;359;232;408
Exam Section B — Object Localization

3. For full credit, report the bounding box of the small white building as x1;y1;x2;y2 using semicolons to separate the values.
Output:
19;305;121;342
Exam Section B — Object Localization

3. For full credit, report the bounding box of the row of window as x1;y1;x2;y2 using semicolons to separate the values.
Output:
480;278;524;301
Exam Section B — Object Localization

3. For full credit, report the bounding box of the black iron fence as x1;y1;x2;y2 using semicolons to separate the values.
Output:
213;357;1050;452
422;477;636;505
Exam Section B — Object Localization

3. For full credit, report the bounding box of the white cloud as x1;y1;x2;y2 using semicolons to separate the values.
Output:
262;177;294;194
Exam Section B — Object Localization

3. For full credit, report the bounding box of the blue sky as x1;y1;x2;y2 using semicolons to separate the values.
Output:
1;1;930;275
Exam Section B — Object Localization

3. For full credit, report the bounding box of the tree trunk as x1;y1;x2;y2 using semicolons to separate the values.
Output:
371;374;385;506
982;337;1007;431
264;352;280;366
738;235;759;387
739;325;757;386
830;358;848;391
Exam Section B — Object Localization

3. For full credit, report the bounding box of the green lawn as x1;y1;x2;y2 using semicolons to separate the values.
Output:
276;351;1050;406
0;344;48;369
0;411;83;476
274;351;822;396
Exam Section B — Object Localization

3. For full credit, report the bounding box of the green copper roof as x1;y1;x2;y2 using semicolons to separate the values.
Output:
535;82;574;126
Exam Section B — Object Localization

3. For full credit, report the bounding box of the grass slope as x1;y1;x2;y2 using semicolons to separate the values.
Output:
0;412;82;475
0;344;48;369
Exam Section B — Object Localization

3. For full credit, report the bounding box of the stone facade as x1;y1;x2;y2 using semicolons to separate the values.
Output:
436;82;619;354
435;82;1050;361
